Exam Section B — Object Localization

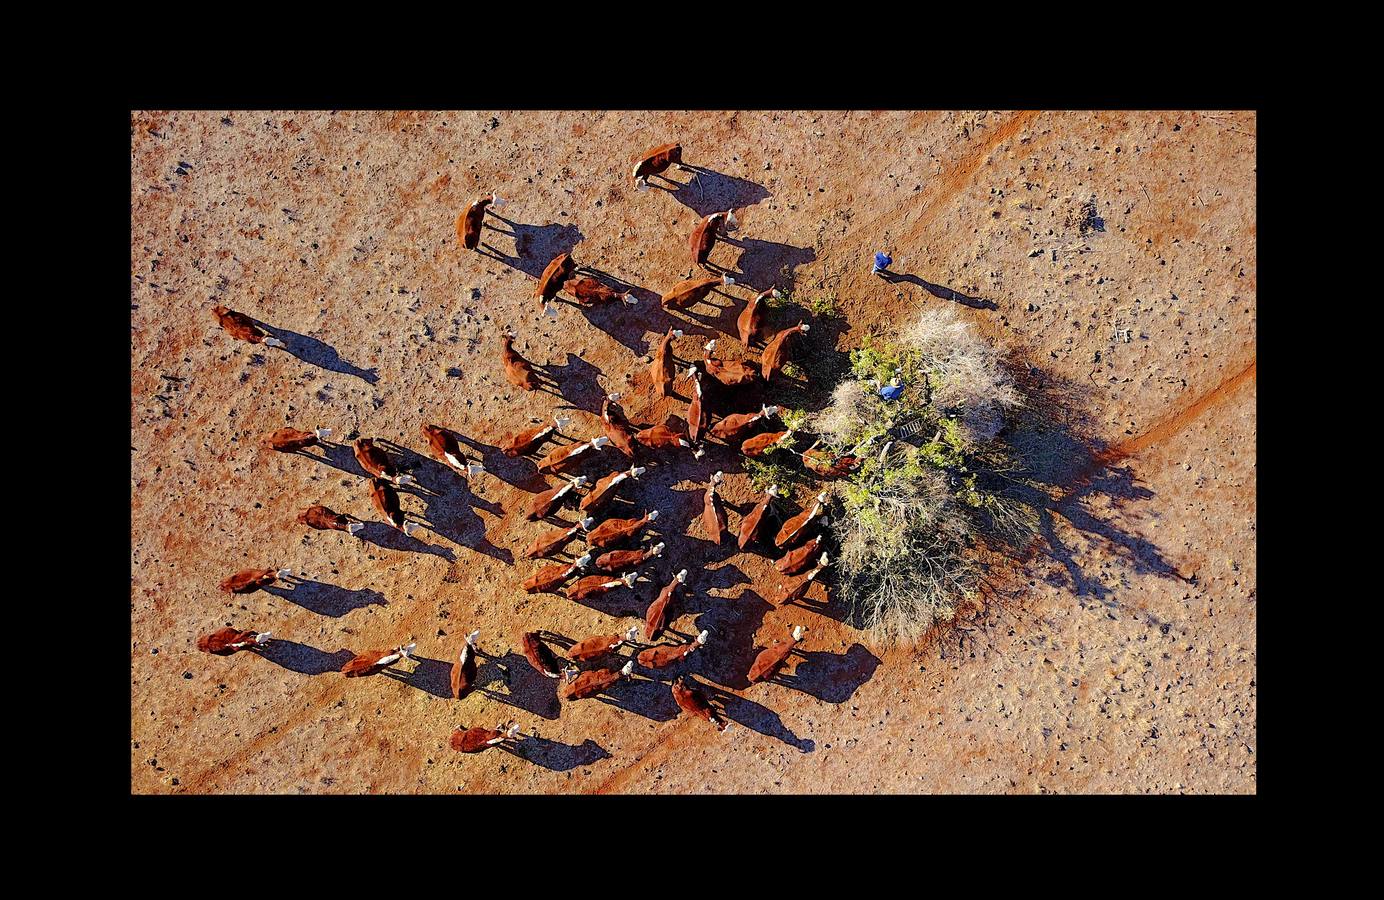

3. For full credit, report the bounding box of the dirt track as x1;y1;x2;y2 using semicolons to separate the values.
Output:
131;110;1255;793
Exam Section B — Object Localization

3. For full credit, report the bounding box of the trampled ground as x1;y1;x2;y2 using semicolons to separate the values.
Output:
131;110;1256;793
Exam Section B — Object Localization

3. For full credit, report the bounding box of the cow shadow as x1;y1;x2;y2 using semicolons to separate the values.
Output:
663;168;771;218
263;579;387;618
477;650;563;720
375;441;514;565
729;239;817;294
539;352;606;414
259;324;380;384
478;217;583;281
453;433;546;493
598;673;680;722
692;587;773;690
707;685;815;752
357;521;457;561
255;640;355;676
883;273;999;311
501;736;611;772
286;440;368;480
775;643;881;704
385;653;454;699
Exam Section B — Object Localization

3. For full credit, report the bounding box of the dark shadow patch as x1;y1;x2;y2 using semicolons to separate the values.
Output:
775;643;881;704
255;640;355;675
501;736;611;771
259;324;380;383
263;578;387;618
664;167;771;218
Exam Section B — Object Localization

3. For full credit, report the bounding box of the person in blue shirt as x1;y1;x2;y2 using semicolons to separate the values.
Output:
872;251;893;278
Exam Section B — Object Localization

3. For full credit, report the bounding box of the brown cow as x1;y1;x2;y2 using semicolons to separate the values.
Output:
775;491;828;549
595;541;665;574
450;629;482;699
601;394;639;458
264;427;332;452
521;631;566;678
525;475;589;521
219;567;291;594
566;571;638;602
197;627;271;655
535;252;576;316
559;660;635;701
746;625;805;683
776;532;829;576
768;554;830;607
644;568;687;640
761;323;810;382
801;439;862;478
686;367;707;444
741;429;793;458
213;305;284;347
451;721;520;753
689;210;738;274
563;276;636;307
501;332;542;392
671;675;731;732
456;193;503;251
341;643;416;678
738;288;780;346
422;423;484;478
522;553;592;595
637;630;708;669
652;328;683;398
709;405;779;443
523;517;595;559
661;274;734;311
579;464;646;515
702;471;728;543
568;625;640;663
537;436;610;475
501;415;572;457
297;504;364;536
587;510;659;549
632;142;682;190
737;485;778;550
369;477;419;536
702;339;759;387
634;422;691;453
354;438;415;485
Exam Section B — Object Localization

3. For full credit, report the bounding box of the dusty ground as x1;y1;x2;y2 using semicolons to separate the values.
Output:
131;110;1256;794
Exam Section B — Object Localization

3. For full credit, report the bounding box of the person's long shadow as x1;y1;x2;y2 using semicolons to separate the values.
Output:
255;640;355;675
706;685;815;752
477;217;583;280
659;167;771;218
883;273;999;311
774;643;881;704
477;650;563;720
257;323;380;383
262;578;387;618
500;736;612;771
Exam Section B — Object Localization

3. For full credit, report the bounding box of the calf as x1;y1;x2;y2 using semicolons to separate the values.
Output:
563;276;636;307
523;517;595;559
451;721;520;753
776;532;828;576
501;415;571;457
775;491;828;549
702;471;728;543
197;627;271;655
595;541;665;574
264;427;332;453
451;629;482;699
219;567;292;594
768;554;830;607
702;339;759;387
652;328;683;398
456;193;504;251
688;209;738;275
521;631;566;678
587;509;659;548
601;394;639;458
637;630;708;669
501;332;542;392
709;405;778;442
525;475;589;521
686;367;707;443
737;485;778;550
212;305;284;347
738;288;781;346
422;423;484;478
536;252;576;316
761;323;810;382
579;464;646;514
341;643;416;678
537;435;610;475
354;438;415;485
297;504;364;536
644;568;687;640
523;553;592;595
568;625;640;663
566;570;638;602
671;675;731;732
741;429;793;458
801;440;862;478
746;625;805;683
369;477;420;536
631;142;682;191
558;660;635;701
661;274;734;311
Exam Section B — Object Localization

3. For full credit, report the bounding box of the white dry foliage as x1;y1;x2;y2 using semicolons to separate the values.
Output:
811;379;876;449
906;307;1022;443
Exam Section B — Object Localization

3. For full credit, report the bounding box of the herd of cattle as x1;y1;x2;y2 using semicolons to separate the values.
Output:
198;142;859;757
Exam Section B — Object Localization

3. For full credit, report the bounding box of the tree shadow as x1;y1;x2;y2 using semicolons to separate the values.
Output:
262;579;387;618
500;736;611;771
258;323;380;383
255;640;355;675
663;168;771;218
774;643;881;704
